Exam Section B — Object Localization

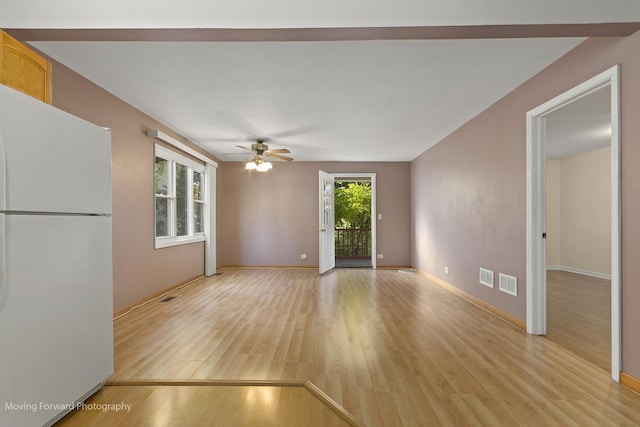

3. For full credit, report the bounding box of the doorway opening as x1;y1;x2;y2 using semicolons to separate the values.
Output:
318;172;376;274
334;177;373;268
526;65;621;381
544;86;612;371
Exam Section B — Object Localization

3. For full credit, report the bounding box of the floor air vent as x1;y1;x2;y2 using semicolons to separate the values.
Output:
479;268;494;288
160;296;176;303
499;274;517;296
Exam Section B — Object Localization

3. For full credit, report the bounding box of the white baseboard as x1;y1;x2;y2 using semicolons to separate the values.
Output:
546;265;611;280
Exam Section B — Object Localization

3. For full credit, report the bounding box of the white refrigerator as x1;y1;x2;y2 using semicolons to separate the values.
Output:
0;85;114;426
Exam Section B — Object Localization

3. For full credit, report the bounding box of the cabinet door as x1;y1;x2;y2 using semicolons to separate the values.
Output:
0;30;51;104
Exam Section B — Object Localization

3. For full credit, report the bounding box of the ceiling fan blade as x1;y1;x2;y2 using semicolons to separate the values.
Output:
196;137;248;143
270;125;320;139
266;153;293;161
235;145;255;152
216;111;263;137
266;148;290;154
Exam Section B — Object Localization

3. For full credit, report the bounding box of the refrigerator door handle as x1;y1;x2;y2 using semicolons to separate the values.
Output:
0;129;6;211
0;214;4;295
0;131;6;295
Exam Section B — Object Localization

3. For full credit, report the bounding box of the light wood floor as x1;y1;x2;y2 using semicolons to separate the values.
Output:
56;384;352;426
65;268;640;426
547;270;611;371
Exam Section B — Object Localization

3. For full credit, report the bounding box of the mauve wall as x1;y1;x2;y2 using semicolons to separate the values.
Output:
48;60;212;311
410;33;640;378
217;161;411;267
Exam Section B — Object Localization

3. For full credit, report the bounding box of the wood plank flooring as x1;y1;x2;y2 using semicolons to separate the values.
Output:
93;268;640;426
56;384;352;426
547;270;611;371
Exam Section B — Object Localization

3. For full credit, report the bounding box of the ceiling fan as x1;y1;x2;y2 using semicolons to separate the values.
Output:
237;138;293;172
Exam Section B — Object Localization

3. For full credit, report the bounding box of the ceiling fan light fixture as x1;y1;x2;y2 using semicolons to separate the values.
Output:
240;139;290;172
256;161;272;172
246;154;272;172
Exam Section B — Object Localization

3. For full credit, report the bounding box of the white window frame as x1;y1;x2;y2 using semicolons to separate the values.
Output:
155;144;206;249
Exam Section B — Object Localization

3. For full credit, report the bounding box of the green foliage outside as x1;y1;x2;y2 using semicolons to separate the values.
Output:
334;181;372;228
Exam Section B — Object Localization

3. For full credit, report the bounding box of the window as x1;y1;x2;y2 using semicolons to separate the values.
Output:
154;144;206;248
193;171;204;233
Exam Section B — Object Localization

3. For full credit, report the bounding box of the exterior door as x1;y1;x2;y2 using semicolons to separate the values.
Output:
319;170;335;273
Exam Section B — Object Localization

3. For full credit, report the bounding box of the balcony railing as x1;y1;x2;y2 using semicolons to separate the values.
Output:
335;228;371;259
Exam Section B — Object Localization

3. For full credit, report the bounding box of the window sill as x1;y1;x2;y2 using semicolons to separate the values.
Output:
155;234;205;249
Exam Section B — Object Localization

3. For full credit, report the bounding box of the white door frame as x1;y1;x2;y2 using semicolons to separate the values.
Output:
331;173;377;269
526;65;621;381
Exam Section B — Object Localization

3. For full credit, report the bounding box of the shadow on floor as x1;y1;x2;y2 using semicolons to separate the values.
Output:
335;258;372;268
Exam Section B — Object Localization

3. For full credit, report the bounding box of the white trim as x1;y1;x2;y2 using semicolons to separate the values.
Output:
331;173;377;269
155;144;205;173
155;234;205;249
526;107;547;335
148;129;218;167
611;66;622;384
204;163;217;276
526;65;621;382
546;265;612;281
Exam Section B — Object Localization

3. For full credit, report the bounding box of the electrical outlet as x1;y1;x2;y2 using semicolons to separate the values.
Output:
377;213;383;220
300;253;308;260
377;254;384;259
444;266;449;274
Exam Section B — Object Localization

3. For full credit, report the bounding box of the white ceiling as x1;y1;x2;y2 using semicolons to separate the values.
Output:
33;39;583;161
5;0;639;162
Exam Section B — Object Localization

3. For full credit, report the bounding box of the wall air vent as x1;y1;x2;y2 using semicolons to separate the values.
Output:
479;268;494;288
499;273;518;296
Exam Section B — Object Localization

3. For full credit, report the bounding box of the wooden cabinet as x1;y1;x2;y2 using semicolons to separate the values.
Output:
0;30;51;104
